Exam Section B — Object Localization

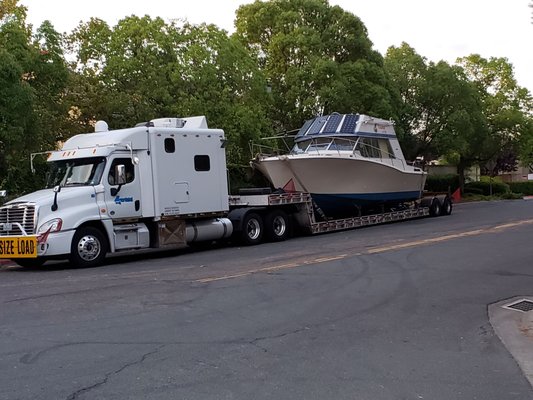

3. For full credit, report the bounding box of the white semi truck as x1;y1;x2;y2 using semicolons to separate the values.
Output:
0;116;451;268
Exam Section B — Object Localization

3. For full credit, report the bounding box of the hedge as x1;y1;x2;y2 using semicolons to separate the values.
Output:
509;181;533;195
464;181;510;195
463;187;484;195
425;174;460;193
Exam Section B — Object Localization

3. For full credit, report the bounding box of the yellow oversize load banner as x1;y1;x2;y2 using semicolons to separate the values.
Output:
0;237;38;258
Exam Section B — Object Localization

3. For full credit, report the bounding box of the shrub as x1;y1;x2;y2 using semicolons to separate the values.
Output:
464;186;484;195
462;193;492;201
425;174;460;193
479;175;504;183
500;192;524;200
464;180;510;195
509;181;533;195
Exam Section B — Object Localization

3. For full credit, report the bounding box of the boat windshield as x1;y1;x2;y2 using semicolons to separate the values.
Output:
46;157;106;188
291;138;358;154
291;137;395;159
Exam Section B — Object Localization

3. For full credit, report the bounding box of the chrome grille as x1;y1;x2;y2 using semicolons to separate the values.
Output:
0;203;36;236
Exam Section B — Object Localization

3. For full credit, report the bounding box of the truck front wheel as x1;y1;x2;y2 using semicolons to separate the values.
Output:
70;226;108;268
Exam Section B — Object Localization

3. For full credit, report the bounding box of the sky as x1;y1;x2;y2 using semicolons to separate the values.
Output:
19;0;533;93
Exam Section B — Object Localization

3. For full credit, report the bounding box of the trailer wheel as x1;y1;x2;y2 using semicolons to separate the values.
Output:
429;198;442;217
70;226;108;268
265;210;290;242
440;197;453;216
241;212;264;245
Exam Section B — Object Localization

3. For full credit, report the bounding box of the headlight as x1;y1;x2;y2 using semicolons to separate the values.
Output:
37;218;63;234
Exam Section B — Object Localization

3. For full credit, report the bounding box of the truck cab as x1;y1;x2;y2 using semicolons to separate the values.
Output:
0;116;233;267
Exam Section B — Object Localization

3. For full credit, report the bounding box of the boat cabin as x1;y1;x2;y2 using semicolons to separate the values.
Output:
291;113;404;161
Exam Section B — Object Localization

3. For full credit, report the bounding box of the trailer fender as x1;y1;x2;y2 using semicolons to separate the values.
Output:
419;197;433;208
227;207;265;232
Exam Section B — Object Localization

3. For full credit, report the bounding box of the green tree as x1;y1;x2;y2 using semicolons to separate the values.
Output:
0;1;69;195
66;17;271;175
63;18;113;135
170;23;271;168
518;119;533;168
0;0;26;22
0;42;36;193
235;0;394;131
66;16;176;128
0;7;37;194
384;43;490;189
32;20;69;143
457;55;533;176
382;43;427;158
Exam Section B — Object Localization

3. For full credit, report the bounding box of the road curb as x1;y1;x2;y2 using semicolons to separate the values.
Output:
489;296;533;389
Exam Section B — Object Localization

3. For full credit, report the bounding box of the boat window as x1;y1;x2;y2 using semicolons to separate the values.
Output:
292;141;309;154
307;138;331;152
356;138;395;159
378;139;395;159
357;138;379;158
328;138;356;151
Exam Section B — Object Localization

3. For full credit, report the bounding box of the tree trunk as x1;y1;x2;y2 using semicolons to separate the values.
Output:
457;161;466;195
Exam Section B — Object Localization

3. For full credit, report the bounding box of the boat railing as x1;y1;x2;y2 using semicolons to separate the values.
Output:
252;135;409;172
301;137;407;171
249;140;290;158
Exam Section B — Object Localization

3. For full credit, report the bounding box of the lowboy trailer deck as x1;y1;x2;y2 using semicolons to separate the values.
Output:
228;191;451;245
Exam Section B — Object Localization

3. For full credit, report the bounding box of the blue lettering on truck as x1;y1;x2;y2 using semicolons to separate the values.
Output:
114;196;134;205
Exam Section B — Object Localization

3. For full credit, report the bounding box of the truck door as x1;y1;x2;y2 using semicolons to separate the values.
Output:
103;157;142;220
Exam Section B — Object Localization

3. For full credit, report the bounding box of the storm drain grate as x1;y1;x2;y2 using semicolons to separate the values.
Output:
503;299;533;312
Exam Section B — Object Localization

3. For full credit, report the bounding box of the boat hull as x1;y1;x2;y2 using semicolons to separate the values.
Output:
253;154;426;216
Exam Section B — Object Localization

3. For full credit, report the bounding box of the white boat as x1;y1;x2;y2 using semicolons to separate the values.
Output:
251;113;427;217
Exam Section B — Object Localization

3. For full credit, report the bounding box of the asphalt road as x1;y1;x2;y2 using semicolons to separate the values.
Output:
1;200;533;400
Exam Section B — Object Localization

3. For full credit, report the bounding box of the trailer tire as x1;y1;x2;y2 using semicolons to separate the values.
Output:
265;210;290;242
429;198;442;217
70;226;108;268
440;197;453;216
240;212;264;245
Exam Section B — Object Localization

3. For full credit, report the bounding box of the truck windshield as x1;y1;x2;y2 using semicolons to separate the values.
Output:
46;157;106;188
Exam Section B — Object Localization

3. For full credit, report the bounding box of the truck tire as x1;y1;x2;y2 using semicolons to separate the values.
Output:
429;198;442;217
440;197;453;216
240;212;264;245
70;226;108;268
265;210;290;242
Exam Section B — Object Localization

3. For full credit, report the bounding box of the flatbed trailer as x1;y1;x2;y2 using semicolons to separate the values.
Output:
227;191;451;245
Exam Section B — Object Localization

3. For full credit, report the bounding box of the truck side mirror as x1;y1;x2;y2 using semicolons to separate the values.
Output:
51;185;61;211
115;165;127;185
110;165;126;196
